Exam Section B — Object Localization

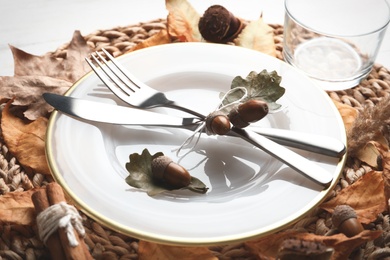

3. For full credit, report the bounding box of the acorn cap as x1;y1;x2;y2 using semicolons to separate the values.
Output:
151;156;173;180
332;205;358;228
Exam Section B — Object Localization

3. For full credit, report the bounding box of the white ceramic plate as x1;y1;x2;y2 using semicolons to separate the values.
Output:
46;42;346;246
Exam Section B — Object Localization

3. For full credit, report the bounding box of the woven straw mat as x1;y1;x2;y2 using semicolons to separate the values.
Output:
1;18;390;260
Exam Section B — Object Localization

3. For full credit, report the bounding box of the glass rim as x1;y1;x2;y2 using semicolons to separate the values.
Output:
284;0;390;38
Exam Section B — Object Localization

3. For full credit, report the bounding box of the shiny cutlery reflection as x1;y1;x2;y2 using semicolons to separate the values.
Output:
44;93;345;158
44;93;337;186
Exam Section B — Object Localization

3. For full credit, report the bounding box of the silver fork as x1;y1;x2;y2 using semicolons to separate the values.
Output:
85;48;336;186
88;49;345;158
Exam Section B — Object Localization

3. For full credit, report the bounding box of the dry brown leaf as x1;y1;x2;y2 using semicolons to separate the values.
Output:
0;75;71;120
0;30;90;120
371;141;390;208
0;188;42;225
332;100;359;133
297;231;382;260
381;152;390;207
11;30;91;82
138;241;217;260
234;16;276;57
245;229;300;258
321;170;387;224
166;0;201;42
245;229;382;260
356;139;388;168
1;100;50;175
128;29;172;53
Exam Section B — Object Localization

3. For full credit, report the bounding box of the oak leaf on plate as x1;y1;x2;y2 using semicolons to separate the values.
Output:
1;100;50;175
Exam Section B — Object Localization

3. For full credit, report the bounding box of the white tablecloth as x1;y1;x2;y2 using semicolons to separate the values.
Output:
1;0;389;76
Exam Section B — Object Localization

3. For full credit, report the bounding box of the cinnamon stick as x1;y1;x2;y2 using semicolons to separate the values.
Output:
32;188;66;260
46;182;92;260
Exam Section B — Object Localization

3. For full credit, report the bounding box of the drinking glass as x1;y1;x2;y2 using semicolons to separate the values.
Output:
283;0;390;90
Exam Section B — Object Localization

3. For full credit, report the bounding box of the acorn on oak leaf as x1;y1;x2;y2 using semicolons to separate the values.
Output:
125;149;208;196
228;99;269;128
151;156;191;189
198;5;244;43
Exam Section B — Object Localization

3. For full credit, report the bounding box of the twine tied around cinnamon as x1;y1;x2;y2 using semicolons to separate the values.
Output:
36;201;85;247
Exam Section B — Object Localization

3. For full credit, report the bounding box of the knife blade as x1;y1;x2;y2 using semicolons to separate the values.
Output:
43;93;200;129
43;93;345;158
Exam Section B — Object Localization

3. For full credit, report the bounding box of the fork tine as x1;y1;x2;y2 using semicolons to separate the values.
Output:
94;52;138;95
91;52;135;96
85;55;133;101
101;48;147;90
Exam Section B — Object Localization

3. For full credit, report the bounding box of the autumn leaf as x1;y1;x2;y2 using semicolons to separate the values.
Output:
125;149;208;196
245;229;382;260
11;30;91;82
128;29;172;53
371;141;390;209
356;140;388;168
321;171;387;224
166;0;202;42
0;30;91;120
245;229;300;257
0;188;42;225
1;100;50;175
221;70;285;111
234;16;276;57
0;75;71;120
332;100;359;133
138;241;217;260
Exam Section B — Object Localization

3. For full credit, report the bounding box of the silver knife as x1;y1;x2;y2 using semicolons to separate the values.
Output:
43;93;340;187
43;93;345;158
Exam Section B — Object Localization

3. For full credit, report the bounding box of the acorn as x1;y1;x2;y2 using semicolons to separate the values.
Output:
198;5;244;43
205;111;231;135
332;205;364;237
228;99;269;128
151;156;191;189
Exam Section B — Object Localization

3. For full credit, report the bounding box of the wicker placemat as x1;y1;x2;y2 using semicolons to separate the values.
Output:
1;18;390;259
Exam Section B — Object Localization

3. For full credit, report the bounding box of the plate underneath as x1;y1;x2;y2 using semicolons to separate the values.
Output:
46;42;346;246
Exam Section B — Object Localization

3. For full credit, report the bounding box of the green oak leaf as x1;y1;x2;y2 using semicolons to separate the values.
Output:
125;149;208;196
220;69;285;111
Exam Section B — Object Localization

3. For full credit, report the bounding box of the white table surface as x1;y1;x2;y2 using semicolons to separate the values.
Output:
1;0;389;76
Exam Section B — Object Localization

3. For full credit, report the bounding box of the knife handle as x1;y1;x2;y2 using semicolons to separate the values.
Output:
232;128;334;187
248;127;346;158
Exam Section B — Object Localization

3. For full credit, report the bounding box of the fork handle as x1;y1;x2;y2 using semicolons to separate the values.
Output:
231;128;334;187
165;102;207;119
